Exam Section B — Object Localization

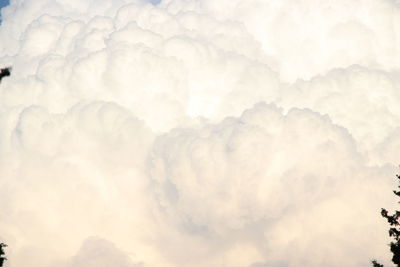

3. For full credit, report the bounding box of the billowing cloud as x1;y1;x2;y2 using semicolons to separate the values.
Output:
66;237;143;267
165;0;400;82
281;66;400;162
149;103;393;266
0;0;399;266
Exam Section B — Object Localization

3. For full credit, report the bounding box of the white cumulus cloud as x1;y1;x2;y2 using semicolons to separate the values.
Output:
0;0;399;266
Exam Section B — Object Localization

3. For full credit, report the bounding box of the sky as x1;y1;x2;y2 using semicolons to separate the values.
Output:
0;0;399;267
0;0;8;9
0;0;9;21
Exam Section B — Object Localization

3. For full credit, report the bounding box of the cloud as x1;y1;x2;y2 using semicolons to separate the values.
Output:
66;237;143;267
149;103;393;266
281;65;400;163
151;103;359;233
163;0;400;82
0;0;399;266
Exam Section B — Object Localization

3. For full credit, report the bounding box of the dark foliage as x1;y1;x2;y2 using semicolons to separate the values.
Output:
0;67;11;82
372;173;400;267
0;243;6;267
372;260;384;267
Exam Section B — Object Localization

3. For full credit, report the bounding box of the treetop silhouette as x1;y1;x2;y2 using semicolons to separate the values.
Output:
0;67;11;82
372;172;400;267
0;243;6;267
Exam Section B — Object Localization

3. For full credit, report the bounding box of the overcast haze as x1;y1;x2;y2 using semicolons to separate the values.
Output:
0;0;399;266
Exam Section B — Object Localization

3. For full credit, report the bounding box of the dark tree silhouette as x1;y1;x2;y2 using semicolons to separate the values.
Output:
372;260;384;267
372;172;400;267
0;67;11;82
0;243;6;267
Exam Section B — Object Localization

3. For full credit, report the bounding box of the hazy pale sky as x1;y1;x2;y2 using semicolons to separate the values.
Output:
0;0;398;267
